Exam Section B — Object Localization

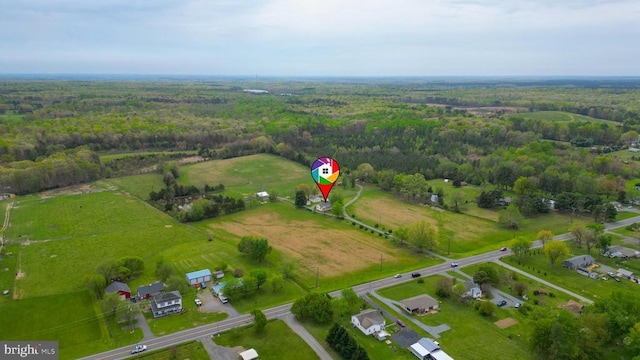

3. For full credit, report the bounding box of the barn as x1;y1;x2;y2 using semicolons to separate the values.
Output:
185;269;212;286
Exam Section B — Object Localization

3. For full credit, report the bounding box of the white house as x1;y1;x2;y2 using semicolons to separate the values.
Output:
463;281;482;299
150;291;182;318
256;191;269;200
351;309;385;335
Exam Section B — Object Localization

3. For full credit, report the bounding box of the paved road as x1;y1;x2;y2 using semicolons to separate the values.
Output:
282;313;333;360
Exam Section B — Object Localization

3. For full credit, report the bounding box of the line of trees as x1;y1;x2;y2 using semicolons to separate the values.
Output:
326;323;370;360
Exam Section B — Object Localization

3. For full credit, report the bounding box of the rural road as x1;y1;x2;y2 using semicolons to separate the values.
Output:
79;207;640;360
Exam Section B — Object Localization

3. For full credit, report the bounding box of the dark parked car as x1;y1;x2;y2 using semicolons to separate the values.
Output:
411;273;421;278
396;319;406;327
497;300;507;307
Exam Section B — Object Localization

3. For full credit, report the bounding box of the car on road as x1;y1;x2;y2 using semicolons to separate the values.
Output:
195;298;202;306
515;302;521;308
450;262;459;267
131;345;147;354
393;274;402;278
608;272;616;277
497;300;507;307
396;319;406;327
411;273;421;278
500;247;507;251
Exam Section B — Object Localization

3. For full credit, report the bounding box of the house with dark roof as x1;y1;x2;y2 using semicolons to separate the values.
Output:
351;309;386;335
607;245;639;259
562;255;595;270
150;291;182;318
105;281;131;300
137;281;165;300
400;294;439;315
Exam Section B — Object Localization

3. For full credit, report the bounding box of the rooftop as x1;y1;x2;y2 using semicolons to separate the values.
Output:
186;269;212;280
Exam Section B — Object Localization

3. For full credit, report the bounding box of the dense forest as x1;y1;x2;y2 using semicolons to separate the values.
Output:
1;78;640;207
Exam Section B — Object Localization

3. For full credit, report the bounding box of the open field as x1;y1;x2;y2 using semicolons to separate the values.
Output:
7;191;209;298
512;111;619;125
179;154;316;199
376;275;531;360
106;173;166;200
0;290;143;360
214;319;319;360
100;150;198;161
350;189;589;257
202;201;438;289
132;340;210;360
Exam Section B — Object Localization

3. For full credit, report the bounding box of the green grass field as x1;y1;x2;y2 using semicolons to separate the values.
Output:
376;275;531;360
178;153;316;199
132;340;210;360
8;192;210;298
214;319;319;360
106;173;166;200
100;150;198;162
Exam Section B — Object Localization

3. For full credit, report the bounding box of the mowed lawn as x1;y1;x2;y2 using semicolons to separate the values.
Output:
179;154;316;199
8;191;208;298
350;189;589;257
214;320;319;360
200;202;438;291
377;276;531;360
132;340;210;360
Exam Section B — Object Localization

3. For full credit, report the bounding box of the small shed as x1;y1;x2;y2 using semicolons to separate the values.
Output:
617;268;634;279
256;191;269;200
239;348;259;360
186;269;212;286
213;270;225;279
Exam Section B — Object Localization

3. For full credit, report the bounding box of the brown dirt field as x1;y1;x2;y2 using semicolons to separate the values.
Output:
495;317;518;329
210;212;404;278
353;195;439;229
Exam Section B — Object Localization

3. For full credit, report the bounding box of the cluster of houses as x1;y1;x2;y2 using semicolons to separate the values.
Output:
562;254;639;283
102;268;226;319
105;280;182;318
350;292;455;359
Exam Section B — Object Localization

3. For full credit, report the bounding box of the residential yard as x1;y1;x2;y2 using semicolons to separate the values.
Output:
349;189;589;257
214;319;319;360
375;276;531;360
501;251;640;301
144;290;227;336
131;340;210;360
302;319;415;360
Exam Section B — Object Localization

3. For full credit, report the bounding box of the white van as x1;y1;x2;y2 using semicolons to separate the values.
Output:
218;293;228;304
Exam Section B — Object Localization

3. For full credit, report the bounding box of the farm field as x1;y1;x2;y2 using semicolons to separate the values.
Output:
106;173;166;200
178;153;315;199
7;191;208;298
200;201;439;293
376;275;531;360
214;319;320;360
349;189;588;257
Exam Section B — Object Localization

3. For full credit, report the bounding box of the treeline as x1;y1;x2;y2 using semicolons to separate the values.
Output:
0;147;102;194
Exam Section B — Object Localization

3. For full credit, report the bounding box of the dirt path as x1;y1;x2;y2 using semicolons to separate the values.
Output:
0;200;14;254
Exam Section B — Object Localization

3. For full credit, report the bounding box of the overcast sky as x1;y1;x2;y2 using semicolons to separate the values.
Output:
1;0;638;76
